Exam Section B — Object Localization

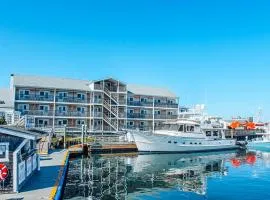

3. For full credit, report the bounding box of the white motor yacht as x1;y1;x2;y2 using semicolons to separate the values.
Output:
129;119;240;153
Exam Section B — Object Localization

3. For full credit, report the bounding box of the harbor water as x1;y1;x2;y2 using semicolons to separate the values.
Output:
63;147;270;200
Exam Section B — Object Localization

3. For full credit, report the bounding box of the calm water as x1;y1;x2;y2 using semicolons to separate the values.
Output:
63;147;270;200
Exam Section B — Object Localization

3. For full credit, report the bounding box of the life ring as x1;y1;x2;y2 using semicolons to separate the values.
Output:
0;163;9;181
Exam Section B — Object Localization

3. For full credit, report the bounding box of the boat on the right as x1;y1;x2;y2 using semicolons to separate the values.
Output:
179;104;270;148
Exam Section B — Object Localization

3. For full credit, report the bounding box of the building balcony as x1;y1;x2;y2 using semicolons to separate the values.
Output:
127;113;152;119
91;99;103;104
127;125;152;131
127;101;153;107
118;113;126;118
56;96;88;104
19;110;89;117
154;114;178;119
55;111;88;117
118;99;127;105
91;112;103;117
154;102;178;108
118;86;127;93
19;110;54;116
15;94;54;102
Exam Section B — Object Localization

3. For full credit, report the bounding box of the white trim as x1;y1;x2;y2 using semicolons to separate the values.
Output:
13;139;29;193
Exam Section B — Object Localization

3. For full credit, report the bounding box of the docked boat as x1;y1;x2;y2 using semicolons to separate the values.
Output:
247;123;270;148
128;119;240;153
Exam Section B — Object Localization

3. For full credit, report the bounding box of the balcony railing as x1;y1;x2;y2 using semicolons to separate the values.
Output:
16;94;54;101
127;125;152;131
118;99;126;105
19;110;54;116
19;110;89;117
91;99;103;104
127;113;153;119
118;86;126;92
56;96;87;103
127;101;153;107
118;113;126;118
91;112;103;117
55;111;89;117
154;114;178;119
155;102;178;108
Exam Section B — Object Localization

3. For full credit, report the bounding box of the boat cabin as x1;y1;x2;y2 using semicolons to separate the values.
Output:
157;120;202;133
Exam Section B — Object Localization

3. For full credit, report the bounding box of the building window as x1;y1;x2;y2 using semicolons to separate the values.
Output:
155;110;160;115
140;110;147;115
39;105;49;112
19;90;30;97
140;121;144;126
18;104;29;111
58;120;68;126
24;90;30;95
38;119;48;126
0;143;9;162
77;107;85;113
40;91;49;97
129;109;134;114
140;98;147;102
77;120;85;125
168;111;173;115
58;92;68;99
129;121;134;126
77;93;85;100
129;97;133;102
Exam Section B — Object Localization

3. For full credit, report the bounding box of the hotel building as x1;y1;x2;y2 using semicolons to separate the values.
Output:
9;74;179;133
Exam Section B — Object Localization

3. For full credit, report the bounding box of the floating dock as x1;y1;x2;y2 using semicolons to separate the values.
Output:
89;142;138;153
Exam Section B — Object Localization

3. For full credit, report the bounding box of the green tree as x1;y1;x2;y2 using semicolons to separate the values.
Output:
0;116;7;125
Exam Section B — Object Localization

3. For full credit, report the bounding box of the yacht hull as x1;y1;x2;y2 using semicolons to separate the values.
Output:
131;131;238;153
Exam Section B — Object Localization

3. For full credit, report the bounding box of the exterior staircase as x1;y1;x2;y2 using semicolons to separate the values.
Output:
102;87;119;131
103;114;117;130
15;115;35;129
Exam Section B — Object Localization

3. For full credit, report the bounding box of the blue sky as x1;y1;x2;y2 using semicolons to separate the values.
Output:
0;0;269;120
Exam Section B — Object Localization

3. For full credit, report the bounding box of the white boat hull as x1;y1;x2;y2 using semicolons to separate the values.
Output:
131;131;238;152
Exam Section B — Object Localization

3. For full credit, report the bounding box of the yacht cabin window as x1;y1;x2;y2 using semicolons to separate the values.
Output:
213;131;219;137
178;125;184;132
206;131;212;137
186;126;195;132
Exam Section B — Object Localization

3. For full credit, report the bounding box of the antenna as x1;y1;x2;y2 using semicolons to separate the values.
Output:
255;107;263;123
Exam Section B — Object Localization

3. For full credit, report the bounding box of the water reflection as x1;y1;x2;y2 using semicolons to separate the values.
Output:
63;150;270;200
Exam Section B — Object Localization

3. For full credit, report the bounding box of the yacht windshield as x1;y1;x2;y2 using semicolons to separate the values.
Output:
160;124;178;131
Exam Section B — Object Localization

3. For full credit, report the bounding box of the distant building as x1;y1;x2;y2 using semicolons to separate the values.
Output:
0;88;20;125
9;74;179;133
0;126;41;193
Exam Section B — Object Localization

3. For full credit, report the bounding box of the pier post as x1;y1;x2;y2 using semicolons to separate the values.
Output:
63;125;66;149
81;125;84;147
152;97;155;132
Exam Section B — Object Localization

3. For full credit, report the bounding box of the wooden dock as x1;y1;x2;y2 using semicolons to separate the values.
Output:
89;142;137;153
